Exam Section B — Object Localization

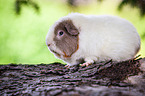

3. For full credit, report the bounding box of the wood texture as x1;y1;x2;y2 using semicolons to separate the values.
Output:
0;57;145;96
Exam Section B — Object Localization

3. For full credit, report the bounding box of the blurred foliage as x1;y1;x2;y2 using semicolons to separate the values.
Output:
0;0;145;64
67;0;76;6
14;0;145;16
15;0;39;14
118;0;145;16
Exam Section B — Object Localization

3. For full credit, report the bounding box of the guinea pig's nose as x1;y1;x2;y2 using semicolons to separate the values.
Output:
47;44;51;47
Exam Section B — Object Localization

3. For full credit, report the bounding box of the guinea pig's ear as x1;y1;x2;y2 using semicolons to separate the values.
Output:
65;21;79;36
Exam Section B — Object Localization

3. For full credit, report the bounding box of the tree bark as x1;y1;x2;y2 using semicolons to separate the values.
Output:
0;57;145;96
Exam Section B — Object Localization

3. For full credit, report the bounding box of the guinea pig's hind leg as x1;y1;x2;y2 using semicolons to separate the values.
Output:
80;58;95;67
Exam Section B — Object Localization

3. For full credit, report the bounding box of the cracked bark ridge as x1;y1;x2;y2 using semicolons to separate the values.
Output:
0;57;145;96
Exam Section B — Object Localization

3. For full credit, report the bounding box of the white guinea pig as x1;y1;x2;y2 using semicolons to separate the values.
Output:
46;13;141;66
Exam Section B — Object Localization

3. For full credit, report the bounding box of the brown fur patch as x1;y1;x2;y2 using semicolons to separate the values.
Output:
54;19;79;57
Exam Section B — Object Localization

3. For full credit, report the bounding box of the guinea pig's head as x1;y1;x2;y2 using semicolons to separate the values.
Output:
46;19;79;58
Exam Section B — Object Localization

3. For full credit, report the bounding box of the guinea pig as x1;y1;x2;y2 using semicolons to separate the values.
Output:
46;13;141;66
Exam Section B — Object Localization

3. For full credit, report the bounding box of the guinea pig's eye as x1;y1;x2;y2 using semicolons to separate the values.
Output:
58;30;64;36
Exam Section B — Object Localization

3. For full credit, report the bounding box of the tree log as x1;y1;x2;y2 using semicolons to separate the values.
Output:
0;57;145;96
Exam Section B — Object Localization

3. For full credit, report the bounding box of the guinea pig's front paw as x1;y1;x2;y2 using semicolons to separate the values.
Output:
65;65;71;69
80;58;95;67
80;62;92;67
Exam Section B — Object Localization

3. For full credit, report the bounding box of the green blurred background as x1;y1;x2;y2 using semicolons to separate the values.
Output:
0;0;145;64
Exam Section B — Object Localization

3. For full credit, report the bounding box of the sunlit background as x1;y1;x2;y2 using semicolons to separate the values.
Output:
0;0;145;64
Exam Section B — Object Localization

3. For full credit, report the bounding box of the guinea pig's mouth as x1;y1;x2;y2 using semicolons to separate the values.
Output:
49;47;71;58
49;49;61;57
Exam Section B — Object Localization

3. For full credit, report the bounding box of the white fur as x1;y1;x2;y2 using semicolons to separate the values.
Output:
46;13;141;66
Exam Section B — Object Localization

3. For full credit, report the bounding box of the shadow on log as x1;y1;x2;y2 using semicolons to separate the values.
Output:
0;57;145;96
